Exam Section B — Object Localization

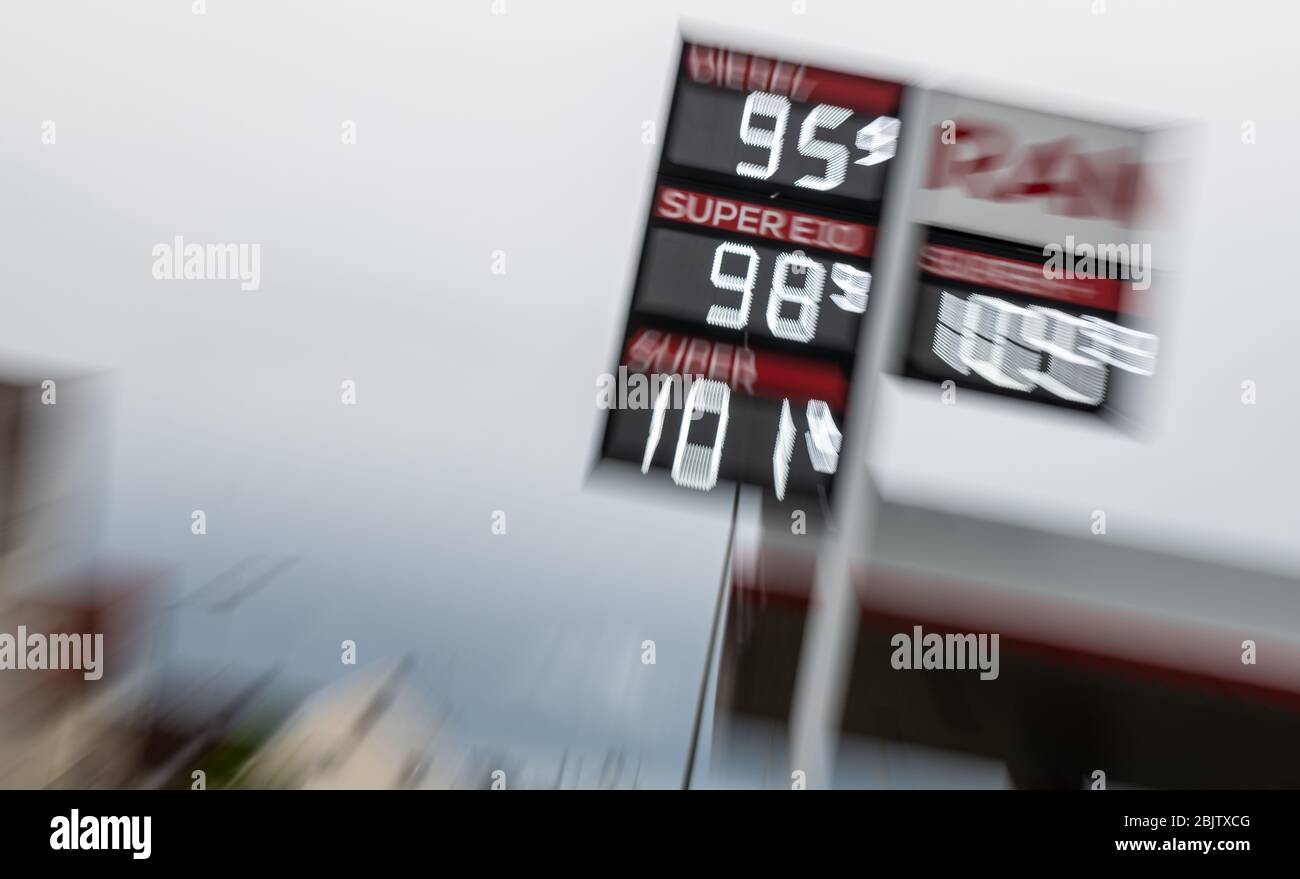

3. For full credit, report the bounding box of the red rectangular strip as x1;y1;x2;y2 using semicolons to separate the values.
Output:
654;185;875;257
623;328;848;411
919;244;1124;312
684;43;902;116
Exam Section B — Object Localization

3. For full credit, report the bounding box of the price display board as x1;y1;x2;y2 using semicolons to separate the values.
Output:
600;42;906;500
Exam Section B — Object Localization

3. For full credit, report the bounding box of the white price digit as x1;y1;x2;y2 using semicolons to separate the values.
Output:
739;97;898;187
932;292;1161;405
701;247;838;343
794;104;852;191
641;378;674;474
934;291;1040;389
1079;316;1159;376
1019;307;1108;405
803;400;842;475
932;291;970;375
772;398;797;501
772;397;841;498
707;242;759;330
955;294;1038;391
855;115;900;166
830;263;871;313
672;379;731;492
736;92;791;181
767;252;826;342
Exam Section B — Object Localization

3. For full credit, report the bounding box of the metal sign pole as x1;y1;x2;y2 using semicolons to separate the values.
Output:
683;484;741;789
788;85;930;789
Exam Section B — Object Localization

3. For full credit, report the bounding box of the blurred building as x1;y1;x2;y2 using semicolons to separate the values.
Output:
714;497;1300;788
0;365;167;788
239;660;474;789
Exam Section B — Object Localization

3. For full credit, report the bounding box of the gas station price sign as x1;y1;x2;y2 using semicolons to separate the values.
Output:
599;42;906;500
898;92;1160;413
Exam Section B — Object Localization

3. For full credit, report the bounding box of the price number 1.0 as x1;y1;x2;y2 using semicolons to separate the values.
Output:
642;379;842;498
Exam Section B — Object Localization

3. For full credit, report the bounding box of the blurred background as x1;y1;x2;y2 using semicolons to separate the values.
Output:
1;0;1298;789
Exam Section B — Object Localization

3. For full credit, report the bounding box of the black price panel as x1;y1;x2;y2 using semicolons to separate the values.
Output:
598;42;906;500
901;230;1159;413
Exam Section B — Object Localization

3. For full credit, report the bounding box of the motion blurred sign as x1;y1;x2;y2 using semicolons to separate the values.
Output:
600;42;907;500
900;92;1158;412
913;92;1147;246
